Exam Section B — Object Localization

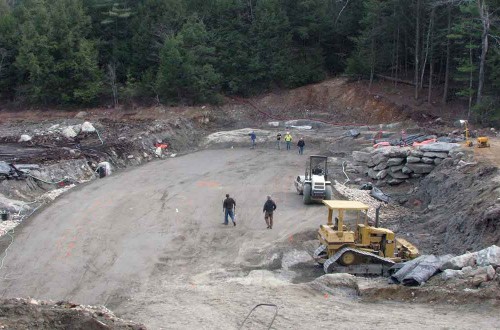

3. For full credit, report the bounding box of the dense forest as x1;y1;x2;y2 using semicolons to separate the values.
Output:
0;0;498;122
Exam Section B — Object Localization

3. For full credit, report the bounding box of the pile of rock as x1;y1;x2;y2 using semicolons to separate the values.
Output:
0;298;146;329
352;142;462;185
16;121;97;142
441;245;500;286
59;121;96;139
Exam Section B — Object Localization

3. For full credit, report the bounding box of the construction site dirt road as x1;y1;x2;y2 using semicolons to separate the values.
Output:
1;148;498;329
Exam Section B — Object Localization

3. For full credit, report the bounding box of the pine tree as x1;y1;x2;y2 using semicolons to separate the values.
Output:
156;15;220;104
0;1;16;99
14;0;102;105
250;0;292;89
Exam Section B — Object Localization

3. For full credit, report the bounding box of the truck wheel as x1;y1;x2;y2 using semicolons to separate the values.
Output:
303;184;312;204
325;185;333;200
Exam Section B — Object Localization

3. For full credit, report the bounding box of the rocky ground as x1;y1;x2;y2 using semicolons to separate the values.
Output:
0;78;499;328
0;298;145;329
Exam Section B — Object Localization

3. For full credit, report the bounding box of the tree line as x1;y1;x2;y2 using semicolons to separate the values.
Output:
0;0;498;122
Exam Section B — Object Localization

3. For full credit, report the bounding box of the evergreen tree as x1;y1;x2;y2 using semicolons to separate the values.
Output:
0;1;16;99
208;0;258;95
0;0;498;112
156;15;220;104
282;0;328;86
14;0;102;105
250;0;292;89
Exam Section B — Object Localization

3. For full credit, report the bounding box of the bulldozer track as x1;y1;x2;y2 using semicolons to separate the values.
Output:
323;247;395;275
313;244;327;262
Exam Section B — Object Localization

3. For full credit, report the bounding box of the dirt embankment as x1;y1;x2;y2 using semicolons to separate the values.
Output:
238;78;414;125
399;160;500;254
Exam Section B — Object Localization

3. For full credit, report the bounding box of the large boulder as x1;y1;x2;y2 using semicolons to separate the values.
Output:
390;165;404;173
312;273;359;292
352;151;371;163
466;265;496;280
71;124;82;135
442;269;464;280
81;121;96;133
387;178;404;185
442;266;496;284
407;156;421;163
405;163;435;174
476;245;500;267
421;157;434;164
423;151;449;159
367;153;387;167
419;142;460;153
18;134;32;142
388;171;410;180
203;128;274;146
402;166;413;174
387;158;404;166
61;127;78;139
373;162;388;171
410;149;424;157
441;252;478;270
374;146;411;158
367;169;379;180
367;169;388;180
376;169;388;180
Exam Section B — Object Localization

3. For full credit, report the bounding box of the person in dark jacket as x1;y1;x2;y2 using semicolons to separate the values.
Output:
223;194;236;226
276;132;282;150
249;131;256;149
262;195;277;229
297;137;305;155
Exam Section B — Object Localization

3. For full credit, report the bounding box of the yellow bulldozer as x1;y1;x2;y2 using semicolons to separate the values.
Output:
313;200;419;276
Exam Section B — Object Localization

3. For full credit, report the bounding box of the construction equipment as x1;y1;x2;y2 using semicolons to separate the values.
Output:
477;136;490;148
294;155;332;204
313;200;419;276
459;120;473;147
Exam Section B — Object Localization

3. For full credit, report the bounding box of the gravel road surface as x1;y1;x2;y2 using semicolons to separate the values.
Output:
1;148;499;329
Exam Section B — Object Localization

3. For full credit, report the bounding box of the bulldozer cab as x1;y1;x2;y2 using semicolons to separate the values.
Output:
322;200;369;234
306;155;328;180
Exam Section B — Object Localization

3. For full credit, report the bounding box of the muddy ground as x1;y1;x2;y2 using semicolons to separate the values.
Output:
0;78;499;328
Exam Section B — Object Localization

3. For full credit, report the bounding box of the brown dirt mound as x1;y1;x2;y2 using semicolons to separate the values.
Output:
247;78;412;125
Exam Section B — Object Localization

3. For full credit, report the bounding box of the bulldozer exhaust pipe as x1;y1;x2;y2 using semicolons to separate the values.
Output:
375;205;381;228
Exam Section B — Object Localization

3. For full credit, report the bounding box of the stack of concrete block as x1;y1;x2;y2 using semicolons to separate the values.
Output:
352;142;461;185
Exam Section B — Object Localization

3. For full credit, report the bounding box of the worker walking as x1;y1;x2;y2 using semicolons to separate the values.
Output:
276;132;282;150
223;194;236;226
297;137;305;155
284;132;292;150
249;131;256;149
262;195;277;229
